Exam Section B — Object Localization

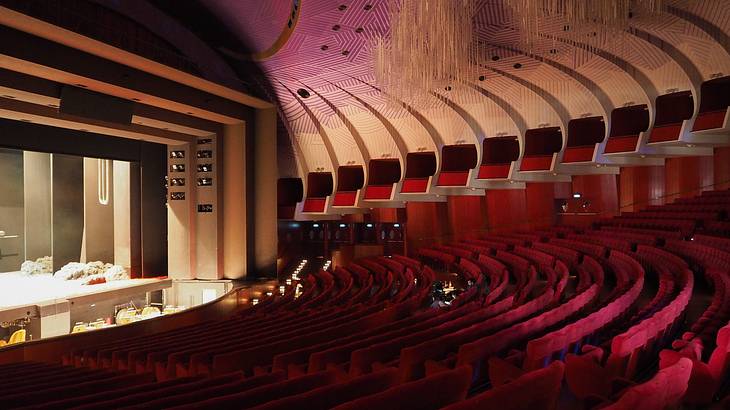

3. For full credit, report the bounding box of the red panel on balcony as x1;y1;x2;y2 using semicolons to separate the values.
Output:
364;185;393;200
478;164;510;179
604;135;639;153
520;155;553;171
303;197;326;212
333;191;357;206
562;146;595;163
401;178;429;193
693;109;727;131
648;123;682;143
437;171;469;186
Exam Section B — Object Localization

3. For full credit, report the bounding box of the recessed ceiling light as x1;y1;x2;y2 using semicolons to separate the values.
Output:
513;63;522;69
478;75;485;81
132;98;141;102
297;88;311;98
338;4;347;11
491;55;500;61
321;45;329;51
342;50;350;55
364;4;372;10
332;24;341;31
445;85;452;91
355;27;364;33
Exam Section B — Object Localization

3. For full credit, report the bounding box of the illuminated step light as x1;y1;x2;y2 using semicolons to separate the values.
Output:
572;192;582;199
339;223;347;228
312;223;320;228
393;223;400;228
366;223;374;228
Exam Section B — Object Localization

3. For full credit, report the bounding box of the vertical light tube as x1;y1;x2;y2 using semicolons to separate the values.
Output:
98;159;110;205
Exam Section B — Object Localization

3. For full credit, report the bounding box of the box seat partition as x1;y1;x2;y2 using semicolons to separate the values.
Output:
693;76;730;132
303;172;334;213
520;127;562;171
332;166;365;207
277;178;304;219
401;152;437;193
364;159;401;200
562;116;605;163
648;91;694;143
604;105;650;154
437;144;478;186
478;137;519;179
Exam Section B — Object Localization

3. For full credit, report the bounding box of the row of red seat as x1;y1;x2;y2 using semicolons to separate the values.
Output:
522;253;646;371
4;189;730;408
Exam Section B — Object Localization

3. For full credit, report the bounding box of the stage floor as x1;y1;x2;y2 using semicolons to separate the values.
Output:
0;272;171;321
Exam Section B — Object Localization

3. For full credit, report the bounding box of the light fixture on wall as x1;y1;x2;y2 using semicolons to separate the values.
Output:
98;159;111;205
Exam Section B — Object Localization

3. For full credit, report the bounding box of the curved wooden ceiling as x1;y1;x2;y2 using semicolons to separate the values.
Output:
201;0;730;213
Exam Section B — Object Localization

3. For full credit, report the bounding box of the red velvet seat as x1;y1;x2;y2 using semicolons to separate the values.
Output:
165;370;336;410
331;365;472;410
248;369;399;410
443;361;564;410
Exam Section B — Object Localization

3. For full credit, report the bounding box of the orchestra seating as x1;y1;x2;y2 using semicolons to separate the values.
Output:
2;189;730;409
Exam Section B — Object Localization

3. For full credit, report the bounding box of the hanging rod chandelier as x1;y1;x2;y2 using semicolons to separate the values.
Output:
506;0;665;49
373;0;478;108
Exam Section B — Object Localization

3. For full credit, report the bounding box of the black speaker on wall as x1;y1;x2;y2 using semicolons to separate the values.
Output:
59;85;134;124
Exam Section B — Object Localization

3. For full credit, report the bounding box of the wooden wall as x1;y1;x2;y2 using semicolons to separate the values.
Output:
277;147;730;256
400;147;730;254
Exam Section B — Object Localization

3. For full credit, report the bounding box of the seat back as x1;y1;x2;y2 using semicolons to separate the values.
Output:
332;365;472;410
442;361;564;410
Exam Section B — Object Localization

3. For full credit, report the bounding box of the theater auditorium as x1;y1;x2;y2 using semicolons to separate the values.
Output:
0;0;729;408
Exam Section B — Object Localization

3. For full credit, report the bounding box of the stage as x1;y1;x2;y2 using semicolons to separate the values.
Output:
0;272;172;329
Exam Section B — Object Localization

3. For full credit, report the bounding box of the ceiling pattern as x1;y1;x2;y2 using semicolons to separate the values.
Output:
202;0;730;195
